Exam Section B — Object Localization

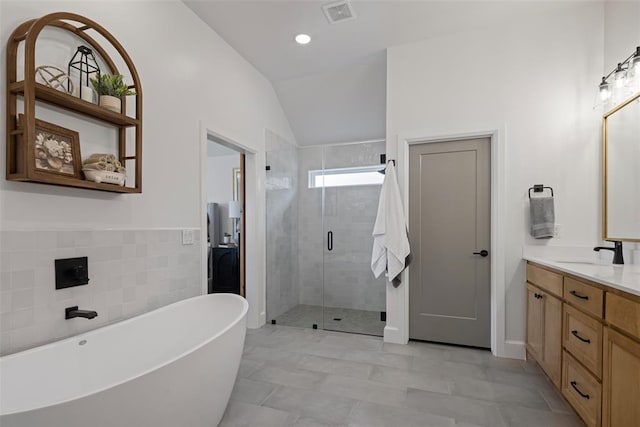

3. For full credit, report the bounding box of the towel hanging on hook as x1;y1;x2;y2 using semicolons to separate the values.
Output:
528;184;555;239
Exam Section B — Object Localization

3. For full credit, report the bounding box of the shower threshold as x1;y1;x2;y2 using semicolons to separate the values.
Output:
271;304;385;337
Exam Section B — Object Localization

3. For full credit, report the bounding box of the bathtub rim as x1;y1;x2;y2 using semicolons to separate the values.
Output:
0;293;248;416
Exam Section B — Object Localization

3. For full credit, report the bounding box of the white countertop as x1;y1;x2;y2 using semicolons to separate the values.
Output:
523;255;640;297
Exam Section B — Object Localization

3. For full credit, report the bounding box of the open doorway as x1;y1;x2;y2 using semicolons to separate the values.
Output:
205;135;246;297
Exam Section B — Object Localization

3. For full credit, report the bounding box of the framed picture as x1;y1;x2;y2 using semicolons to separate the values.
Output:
26;116;81;178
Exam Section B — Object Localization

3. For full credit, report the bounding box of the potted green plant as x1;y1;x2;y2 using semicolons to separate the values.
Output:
90;73;135;113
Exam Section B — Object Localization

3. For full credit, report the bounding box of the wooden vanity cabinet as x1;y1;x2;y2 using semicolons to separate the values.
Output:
526;261;640;427
602;297;640;427
526;268;562;388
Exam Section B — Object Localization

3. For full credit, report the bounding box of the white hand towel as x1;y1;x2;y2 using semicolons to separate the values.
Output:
371;161;411;284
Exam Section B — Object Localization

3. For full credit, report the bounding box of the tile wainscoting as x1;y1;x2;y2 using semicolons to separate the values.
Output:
0;228;201;356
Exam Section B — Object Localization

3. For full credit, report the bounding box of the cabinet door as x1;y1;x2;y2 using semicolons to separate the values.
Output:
542;292;562;388
603;327;640;427
527;283;544;362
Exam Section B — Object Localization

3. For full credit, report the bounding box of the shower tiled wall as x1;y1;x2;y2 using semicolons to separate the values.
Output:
265;130;299;320
0;229;201;356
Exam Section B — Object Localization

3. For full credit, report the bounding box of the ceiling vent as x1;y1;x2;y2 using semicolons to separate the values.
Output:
322;0;357;24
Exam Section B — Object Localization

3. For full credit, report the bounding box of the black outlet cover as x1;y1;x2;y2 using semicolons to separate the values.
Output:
55;257;90;290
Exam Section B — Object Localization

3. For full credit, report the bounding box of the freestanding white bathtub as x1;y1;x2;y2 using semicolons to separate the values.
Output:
0;293;248;427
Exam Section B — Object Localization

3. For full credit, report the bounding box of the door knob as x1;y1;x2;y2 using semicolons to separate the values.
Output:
473;250;489;257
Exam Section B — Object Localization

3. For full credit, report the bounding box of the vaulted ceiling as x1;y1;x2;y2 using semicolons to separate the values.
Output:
184;1;575;145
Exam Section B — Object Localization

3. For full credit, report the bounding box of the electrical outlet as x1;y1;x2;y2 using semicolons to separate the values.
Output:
554;224;561;238
182;229;195;245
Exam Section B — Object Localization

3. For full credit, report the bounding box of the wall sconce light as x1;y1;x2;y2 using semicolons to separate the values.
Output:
599;77;611;101
599;46;640;105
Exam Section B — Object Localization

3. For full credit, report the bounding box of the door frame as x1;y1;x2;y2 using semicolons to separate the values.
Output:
199;122;261;327
386;126;518;359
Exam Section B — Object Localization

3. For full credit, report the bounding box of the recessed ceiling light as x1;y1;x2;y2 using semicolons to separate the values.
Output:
295;34;311;45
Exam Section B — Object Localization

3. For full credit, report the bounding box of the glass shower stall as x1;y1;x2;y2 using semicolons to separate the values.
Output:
266;133;386;336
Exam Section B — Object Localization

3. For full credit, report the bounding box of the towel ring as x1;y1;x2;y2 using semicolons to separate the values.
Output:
528;185;554;199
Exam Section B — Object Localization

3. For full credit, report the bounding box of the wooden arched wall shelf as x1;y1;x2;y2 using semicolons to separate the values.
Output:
6;12;143;193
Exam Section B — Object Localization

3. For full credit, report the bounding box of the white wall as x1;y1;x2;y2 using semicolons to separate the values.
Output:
206;154;240;237
605;1;640;73
1;1;295;337
386;2;604;356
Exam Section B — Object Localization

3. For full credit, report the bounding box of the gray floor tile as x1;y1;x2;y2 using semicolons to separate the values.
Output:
248;364;326;389
221;326;582;427
219;400;296;427
320;334;383;352
451;377;549;410
410;357;488;381
262;385;358;424
243;344;304;365
341;348;414;370
229;378;277;405
291;416;349;427
236;358;264;378
316;374;408;406
521;358;543;374
348;401;456;427
383;341;450;361
483;367;554;391
296;354;373;380
538;385;574;414
403;388;506;427
448;347;525;372
369;364;452;394
498;404;585;427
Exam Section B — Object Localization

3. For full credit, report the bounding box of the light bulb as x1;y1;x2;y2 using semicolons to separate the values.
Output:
614;63;626;88
599;78;611;101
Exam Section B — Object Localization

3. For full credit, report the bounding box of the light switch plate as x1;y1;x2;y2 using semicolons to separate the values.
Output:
182;229;195;245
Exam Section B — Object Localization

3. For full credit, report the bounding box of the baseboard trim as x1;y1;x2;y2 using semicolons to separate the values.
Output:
502;340;526;360
383;326;407;344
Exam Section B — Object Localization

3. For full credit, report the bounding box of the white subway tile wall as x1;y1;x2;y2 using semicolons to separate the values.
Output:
0;229;201;356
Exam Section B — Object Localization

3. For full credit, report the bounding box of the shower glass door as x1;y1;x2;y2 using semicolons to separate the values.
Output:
321;142;387;336
265;138;386;336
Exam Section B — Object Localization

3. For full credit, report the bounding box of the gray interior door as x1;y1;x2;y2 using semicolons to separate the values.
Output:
408;138;491;348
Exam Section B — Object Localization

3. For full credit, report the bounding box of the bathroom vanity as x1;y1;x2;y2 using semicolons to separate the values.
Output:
524;258;640;427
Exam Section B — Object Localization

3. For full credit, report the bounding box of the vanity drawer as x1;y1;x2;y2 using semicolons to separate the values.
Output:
564;277;604;319
562;350;602;427
527;263;562;297
606;293;640;339
563;304;603;379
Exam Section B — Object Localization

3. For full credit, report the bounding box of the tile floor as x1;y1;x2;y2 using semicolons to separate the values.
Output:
220;325;584;427
272;305;386;336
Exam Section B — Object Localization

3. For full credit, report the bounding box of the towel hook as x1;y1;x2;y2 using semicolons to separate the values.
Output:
380;154;395;166
528;184;554;199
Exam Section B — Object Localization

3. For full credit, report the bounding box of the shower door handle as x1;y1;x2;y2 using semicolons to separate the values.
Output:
327;231;333;251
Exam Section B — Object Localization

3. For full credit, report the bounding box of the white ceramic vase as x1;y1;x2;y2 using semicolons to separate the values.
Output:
100;95;121;113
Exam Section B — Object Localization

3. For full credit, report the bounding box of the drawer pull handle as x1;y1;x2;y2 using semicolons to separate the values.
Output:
571;330;591;344
569;290;589;300
570;381;590;400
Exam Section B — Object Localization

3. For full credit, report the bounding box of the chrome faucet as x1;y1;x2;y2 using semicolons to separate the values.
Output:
593;241;624;265
65;306;98;320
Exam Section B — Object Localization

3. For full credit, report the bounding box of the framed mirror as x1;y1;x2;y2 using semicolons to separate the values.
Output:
603;92;640;241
